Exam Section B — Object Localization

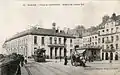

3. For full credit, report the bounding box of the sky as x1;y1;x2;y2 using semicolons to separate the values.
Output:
0;0;120;53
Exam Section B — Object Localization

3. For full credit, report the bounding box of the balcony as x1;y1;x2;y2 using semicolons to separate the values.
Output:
48;43;67;48
82;45;102;49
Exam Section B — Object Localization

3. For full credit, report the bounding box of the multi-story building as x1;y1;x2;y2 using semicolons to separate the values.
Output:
82;32;102;60
98;13;120;60
2;23;75;59
82;32;98;47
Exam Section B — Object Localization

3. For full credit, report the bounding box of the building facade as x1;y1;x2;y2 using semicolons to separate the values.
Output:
98;13;120;60
3;23;75;59
82;32;102;60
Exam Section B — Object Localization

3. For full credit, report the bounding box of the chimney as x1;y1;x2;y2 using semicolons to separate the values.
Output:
111;13;117;21
56;27;60;33
52;22;56;30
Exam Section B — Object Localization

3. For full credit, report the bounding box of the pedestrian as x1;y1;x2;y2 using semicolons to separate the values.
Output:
20;55;24;67
64;56;68;65
24;56;27;64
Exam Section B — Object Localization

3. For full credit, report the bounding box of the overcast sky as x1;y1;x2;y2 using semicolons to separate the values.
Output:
0;0;120;53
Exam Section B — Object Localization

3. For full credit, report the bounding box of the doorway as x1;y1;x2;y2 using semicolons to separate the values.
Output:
102;52;104;60
50;47;53;59
105;52;108;60
110;52;113;60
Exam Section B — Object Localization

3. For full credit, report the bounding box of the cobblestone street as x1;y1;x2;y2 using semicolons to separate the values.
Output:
23;59;120;75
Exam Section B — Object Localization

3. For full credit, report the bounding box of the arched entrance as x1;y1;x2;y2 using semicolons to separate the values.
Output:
105;52;108;60
110;52;113;60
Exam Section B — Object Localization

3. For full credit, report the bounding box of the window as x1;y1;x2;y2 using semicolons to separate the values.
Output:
106;37;108;41
64;38;67;44
102;30;104;32
34;36;37;44
98;38;100;43
70;39;73;46
111;36;114;42
111;28;113;33
41;37;45;45
116;35;119;41
70;39;72;43
106;29;109;32
54;37;57;44
92;37;94;40
116;27;119;32
59;38;61;44
95;42;97;45
116;44;118;49
98;31;100;35
106;45;109;49
110;44;114;49
90;37;91;42
102;38;104;43
50;37;52;44
95;36;97;38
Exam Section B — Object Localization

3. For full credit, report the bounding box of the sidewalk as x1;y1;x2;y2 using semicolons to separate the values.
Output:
86;60;120;64
21;65;29;75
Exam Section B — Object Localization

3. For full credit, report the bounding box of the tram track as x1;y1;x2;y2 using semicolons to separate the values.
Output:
35;62;71;75
24;61;87;75
24;64;32;75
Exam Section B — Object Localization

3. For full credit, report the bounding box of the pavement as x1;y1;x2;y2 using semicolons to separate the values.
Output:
21;65;29;75
24;58;120;75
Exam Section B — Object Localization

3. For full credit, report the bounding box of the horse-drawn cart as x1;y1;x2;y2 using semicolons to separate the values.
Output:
71;49;86;67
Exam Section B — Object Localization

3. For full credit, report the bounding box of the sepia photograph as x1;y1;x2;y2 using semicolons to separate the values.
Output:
0;0;120;75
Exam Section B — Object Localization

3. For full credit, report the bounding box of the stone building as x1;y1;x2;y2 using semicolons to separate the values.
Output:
98;13;120;60
2;23;75;59
82;32;102;61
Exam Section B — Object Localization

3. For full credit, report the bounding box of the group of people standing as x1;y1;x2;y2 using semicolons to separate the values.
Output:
1;53;27;75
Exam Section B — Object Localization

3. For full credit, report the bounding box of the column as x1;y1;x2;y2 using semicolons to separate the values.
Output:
52;47;55;59
61;48;64;58
57;47;60;59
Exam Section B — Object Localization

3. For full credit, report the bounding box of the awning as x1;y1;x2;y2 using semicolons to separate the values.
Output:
76;49;85;53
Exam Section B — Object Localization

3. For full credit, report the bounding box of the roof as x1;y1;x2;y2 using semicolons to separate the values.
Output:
5;27;75;42
82;31;98;37
99;14;120;29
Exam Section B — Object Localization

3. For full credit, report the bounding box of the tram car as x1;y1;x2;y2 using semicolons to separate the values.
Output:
34;48;46;62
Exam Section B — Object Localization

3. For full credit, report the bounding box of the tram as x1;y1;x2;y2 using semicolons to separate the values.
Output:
34;48;46;62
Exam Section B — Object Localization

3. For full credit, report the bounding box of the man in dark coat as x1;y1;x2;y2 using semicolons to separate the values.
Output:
20;55;24;67
64;56;68;65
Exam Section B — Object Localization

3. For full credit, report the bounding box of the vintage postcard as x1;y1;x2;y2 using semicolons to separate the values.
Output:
0;0;120;75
